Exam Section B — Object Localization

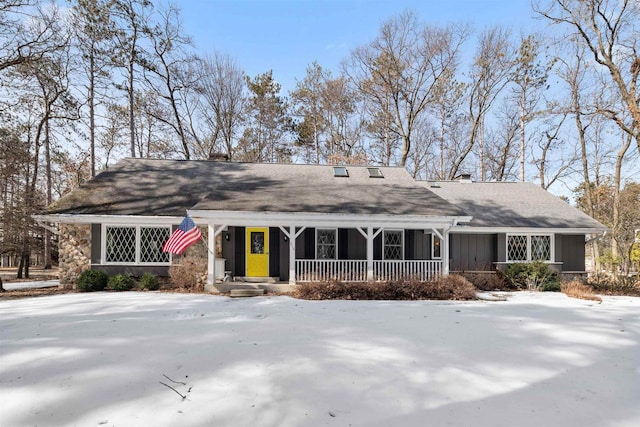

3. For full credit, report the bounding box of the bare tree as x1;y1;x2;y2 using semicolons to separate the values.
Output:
344;11;470;167
142;4;195;159
112;0;153;158
197;52;245;160
0;1;66;73
535;0;640;154
451;25;514;180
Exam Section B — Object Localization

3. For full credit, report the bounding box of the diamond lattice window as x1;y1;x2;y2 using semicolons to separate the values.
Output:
507;235;528;261
140;227;170;263
531;235;551;261
106;226;136;263
384;230;403;260
317;229;336;259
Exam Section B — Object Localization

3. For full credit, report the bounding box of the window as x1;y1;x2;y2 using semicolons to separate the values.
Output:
383;230;403;260
105;226;136;263
316;229;337;259
432;234;442;259
333;166;349;177
367;167;384;178
140;227;171;263
104;225;172;265
507;234;552;262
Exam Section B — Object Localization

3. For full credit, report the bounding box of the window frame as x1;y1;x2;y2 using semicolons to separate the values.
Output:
316;228;338;260
431;234;442;260
102;224;172;265
383;229;404;261
506;233;554;263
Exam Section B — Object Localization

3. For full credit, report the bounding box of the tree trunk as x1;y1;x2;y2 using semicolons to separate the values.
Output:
89;49;96;177
44;119;52;269
519;90;526;182
612;132;633;274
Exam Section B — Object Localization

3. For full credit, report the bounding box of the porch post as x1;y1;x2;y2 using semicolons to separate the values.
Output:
366;226;374;281
442;227;450;276
208;224;216;284
289;225;296;285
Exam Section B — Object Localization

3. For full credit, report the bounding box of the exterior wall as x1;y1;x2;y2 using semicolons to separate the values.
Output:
87;223;210;281
58;223;91;286
450;233;498;272
560;234;586;272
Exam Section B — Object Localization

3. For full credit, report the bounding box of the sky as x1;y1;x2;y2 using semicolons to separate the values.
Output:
179;0;542;94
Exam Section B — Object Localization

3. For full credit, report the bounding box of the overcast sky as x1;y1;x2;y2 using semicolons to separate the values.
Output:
179;0;541;93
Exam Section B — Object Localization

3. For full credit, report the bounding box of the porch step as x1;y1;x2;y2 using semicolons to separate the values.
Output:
230;288;265;297
239;276;279;284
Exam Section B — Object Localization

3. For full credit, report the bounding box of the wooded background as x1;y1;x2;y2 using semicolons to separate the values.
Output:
0;0;638;280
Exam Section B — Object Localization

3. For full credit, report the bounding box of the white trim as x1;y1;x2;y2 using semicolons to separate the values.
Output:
506;233;554;263
101;224;172;266
382;229;404;261
35;214;184;225
188;210;470;229
449;226;607;234
316;228;338;260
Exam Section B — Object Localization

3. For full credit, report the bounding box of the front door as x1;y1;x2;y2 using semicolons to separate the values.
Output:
246;227;269;277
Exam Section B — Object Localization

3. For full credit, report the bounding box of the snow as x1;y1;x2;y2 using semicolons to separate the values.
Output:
2;279;59;290
1;292;638;427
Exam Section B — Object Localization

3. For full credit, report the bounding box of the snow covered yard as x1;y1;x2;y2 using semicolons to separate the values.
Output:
1;292;638;427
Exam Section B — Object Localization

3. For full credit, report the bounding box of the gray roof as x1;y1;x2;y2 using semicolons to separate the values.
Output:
425;181;607;230
46;159;466;217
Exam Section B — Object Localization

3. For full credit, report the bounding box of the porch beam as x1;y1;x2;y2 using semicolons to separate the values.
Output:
289;225;296;285
366;226;374;281
442;227;450;276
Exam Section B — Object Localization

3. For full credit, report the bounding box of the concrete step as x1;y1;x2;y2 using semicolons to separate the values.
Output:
239;276;279;283
230;288;265;297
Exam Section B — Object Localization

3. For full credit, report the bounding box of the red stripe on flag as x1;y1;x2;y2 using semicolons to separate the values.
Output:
162;225;202;254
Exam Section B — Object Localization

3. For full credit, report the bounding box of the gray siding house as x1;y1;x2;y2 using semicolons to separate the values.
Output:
39;159;606;287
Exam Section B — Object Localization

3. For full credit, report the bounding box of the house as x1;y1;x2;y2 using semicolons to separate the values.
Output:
37;158;607;289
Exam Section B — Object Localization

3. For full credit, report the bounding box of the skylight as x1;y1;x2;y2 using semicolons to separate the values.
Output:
367;167;384;178
333;166;349;177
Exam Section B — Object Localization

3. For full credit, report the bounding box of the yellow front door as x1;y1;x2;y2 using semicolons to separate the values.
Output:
246;227;269;277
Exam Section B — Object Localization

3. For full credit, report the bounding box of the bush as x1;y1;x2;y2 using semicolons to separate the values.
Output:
292;275;477;301
465;272;509;291
77;269;109;292
139;272;159;290
502;262;559;291
169;255;206;290
561;280;602;302
107;274;135;292
587;274;640;296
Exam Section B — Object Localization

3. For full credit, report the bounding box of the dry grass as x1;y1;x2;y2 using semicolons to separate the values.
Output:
561;280;602;302
0;287;74;300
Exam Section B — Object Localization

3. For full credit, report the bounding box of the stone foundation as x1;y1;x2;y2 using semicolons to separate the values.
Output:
58;224;91;287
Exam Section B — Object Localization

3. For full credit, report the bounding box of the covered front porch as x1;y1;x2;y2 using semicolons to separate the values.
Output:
189;210;471;286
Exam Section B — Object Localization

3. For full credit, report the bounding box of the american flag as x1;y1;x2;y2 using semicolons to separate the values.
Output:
162;215;202;254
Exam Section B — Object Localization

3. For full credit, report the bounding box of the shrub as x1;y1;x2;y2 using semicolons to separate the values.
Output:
587;274;640;296
502;262;559;291
139;272;159;290
77;269;109;292
292;275;476;301
561;280;602;302
465;272;509;291
107;274;135;292
169;255;206;290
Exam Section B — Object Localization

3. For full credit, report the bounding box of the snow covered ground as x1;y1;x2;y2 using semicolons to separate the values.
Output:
1;292;638;427
2;279;59;291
